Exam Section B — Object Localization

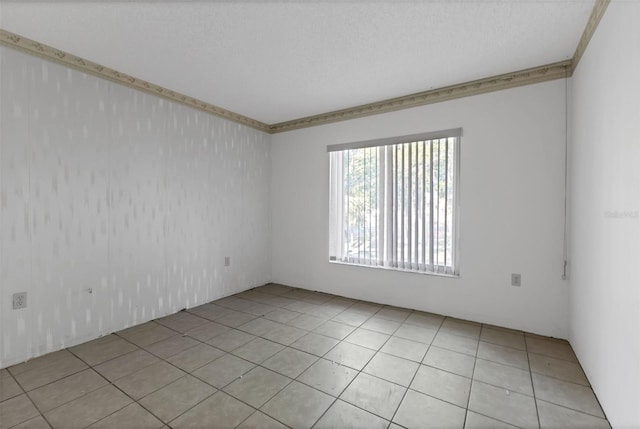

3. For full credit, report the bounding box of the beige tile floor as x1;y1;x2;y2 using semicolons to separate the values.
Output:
0;283;611;429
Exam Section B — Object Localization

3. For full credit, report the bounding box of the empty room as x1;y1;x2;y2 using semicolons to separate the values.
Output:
0;1;638;428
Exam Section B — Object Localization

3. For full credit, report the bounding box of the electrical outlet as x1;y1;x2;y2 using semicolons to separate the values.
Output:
224;256;231;267
511;273;521;287
13;292;27;309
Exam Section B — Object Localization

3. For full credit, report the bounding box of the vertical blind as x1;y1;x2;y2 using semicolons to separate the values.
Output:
328;129;460;275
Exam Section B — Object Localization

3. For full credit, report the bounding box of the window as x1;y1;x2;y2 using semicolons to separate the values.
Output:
328;128;460;275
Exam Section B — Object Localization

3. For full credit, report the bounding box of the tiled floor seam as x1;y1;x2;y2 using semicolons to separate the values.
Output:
90;327;283;428
168;331;367;427
7;362;89;393
526;349;580;364
307;317;397;428
468;409;523;429
310;390;390;426
61;342;173;429
528;369;590;388
461;322;482;428
139;379;207;426
464;375;537;400
405;386;471;414
524;330;543;429
306;389;343;427
387;314;445;427
76;328;231;427
480;338;526;352
3;364;25;393
3;369;25;401
474;351;533;372
572;355;610;424
419;361;474;381
106;313;585;429
535;398;611;421
23;370;105;414
308;399;394;429
155;347;294;428
12;386;51;429
1;285;612;429
235;407;290;429
220;378;293;428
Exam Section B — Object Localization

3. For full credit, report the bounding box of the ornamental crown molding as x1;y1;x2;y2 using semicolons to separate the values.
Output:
0;0;608;134
268;60;571;133
570;0;610;75
0;29;271;133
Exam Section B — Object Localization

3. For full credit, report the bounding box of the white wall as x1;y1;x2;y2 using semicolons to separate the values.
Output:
271;80;569;338
568;2;640;428
0;47;272;369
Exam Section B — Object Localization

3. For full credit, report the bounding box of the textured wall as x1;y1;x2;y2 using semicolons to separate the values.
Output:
0;47;271;368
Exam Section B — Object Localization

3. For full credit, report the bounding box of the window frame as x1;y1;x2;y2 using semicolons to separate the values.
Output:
327;128;462;277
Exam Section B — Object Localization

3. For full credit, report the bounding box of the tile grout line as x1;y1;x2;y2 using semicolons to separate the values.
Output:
142;290;361;428
307;306;389;427
309;304;408;428
23;367;103;416
8;302;434;428
5;368;57;429
3;284;610;429
386;312;446;428
163;303;607;427
524;331;542;429
64;341;174;428
89;324;272;428
463;327;525;429
133;335;292;428
3;289;348;428
11;352;107;427
245;288;376;427
461;322;483;428
1;369;26;403
534;398;612;422
84;321;260;427
231;293;373;428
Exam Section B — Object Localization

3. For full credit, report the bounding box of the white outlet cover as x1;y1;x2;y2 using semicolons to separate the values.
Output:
13;292;27;309
511;274;522;287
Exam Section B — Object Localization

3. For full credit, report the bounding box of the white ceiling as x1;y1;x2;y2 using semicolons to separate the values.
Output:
1;1;594;125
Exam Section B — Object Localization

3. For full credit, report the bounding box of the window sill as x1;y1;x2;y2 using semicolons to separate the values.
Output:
328;260;460;279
